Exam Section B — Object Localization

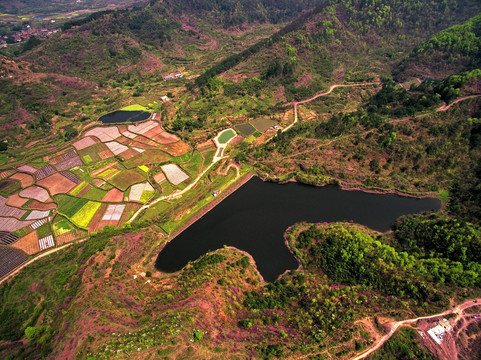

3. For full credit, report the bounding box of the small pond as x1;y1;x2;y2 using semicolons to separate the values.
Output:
99;110;151;124
155;177;441;282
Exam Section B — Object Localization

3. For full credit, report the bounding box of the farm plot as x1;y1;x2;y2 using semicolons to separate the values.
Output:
24;200;57;211
6;194;28;207
0;231;18;245
39;235;54;251
9;173;34;188
0;196;26;219
20;186;51;202
130;138;158;149
12;231;40;255
17;165;37;174
144;126;179;144
84;126;121;142
34;165;56;180
25;210;50;220
88;203;106;232
123;150;171;168
37;173;77;195
60;171;82;185
102;188;124;202
0;169;15;179
56;228;87;245
128;182;154;202
0;248;28;278
153;171;166;184
108;169;146;191
235;123;256;137
102;204;125;221
78;142;114;163
71;201;102;228
128;120;158;135
120;130;137;139
73;136;98;151
105;141;129;155
161;164;190;185
0;179;22;197
118;148;140;160
55;156;83;171
83;187;107;201
159;141;190;157
0;217;34;232
250;118;277;133
53;217;74;237
55;195;89;218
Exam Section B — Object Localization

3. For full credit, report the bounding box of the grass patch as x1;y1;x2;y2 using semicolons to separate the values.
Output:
13;226;30;237
108;169;146;191
438;190;449;201
36;223;51;238
55;194;89;218
183;151;204;176
253;131;262;138
123;150;171;168
0;153;9;165
171;152;192;164
71;201;101;228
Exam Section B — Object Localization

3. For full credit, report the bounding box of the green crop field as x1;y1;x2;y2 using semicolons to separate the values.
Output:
53;218;74;236
55;195;89;218
36;223;51;238
108;169;146;191
123;150;171;168
83;187;107;201
82;155;93;164
0;179;21;197
218;129;236;144
235;123;256;137
139;190;155;203
71;201;102;228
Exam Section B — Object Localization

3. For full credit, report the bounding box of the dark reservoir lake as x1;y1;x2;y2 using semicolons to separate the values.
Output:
155;177;441;282
99;110;151;124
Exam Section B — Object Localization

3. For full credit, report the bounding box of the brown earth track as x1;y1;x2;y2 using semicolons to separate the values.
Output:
88;203;107;233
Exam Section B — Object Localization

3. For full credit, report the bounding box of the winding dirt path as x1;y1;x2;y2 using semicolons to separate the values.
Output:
282;82;380;133
351;298;481;360
436;95;481;111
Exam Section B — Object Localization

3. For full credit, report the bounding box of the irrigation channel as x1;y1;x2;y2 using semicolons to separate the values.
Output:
155;177;440;282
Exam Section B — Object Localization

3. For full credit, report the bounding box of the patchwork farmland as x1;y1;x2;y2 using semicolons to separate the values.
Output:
0;116;231;280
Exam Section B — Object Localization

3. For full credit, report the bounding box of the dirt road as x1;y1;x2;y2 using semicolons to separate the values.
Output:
351;298;481;360
282;82;380;133
436;95;481;111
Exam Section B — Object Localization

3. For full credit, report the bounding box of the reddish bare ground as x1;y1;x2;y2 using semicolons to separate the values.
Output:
9;173;34;188
76;184;92;198
6;194;29;207
37;173;77;196
229;135;245;147
24;200;57;210
118;148;139;160
102;188;124;203
160;141;190;156
197;139;215;150
56;229;87;246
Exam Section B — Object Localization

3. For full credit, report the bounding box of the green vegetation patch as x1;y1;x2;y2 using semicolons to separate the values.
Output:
370;327;434;360
108;169;146;191
218;129;236;144
120;104;148;111
0;179;21;197
71;201;101;228
82;155;93;164
139;190;155;203
123;150;171;168
69;181;88;196
250;118;277;133
253;131;262;138
83;187;107;201
36;223;51;239
235;123;256;137
53;218;74;236
55;195;89;218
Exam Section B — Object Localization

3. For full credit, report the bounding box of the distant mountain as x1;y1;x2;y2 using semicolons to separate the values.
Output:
0;0;145;15
394;12;481;81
